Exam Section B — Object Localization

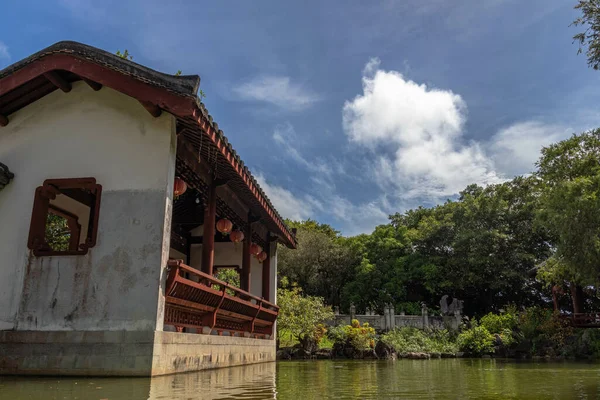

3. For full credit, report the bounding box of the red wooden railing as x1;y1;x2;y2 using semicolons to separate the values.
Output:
164;260;278;338
560;313;600;328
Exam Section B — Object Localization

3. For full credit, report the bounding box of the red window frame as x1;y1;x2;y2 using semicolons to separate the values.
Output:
27;177;102;256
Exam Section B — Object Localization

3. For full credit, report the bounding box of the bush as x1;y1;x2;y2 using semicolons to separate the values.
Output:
381;328;458;354
344;320;376;350
327;325;348;343
480;308;518;334
458;326;495;355
329;320;376;350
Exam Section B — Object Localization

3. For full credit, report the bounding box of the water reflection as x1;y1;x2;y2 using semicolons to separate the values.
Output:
1;360;600;399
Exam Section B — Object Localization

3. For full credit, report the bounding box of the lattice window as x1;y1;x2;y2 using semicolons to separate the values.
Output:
27;178;102;256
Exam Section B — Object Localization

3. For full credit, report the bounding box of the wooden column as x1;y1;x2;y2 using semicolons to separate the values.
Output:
262;241;271;301
201;176;217;275
241;219;252;292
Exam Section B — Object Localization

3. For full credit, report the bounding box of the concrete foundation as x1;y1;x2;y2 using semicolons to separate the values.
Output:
0;331;276;376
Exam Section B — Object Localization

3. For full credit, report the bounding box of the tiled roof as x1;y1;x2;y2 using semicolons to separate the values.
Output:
0;41;296;248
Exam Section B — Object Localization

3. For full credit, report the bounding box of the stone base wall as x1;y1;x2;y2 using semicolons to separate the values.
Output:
151;332;276;376
0;330;276;377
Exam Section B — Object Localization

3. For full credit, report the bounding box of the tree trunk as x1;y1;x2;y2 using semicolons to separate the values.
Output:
570;283;585;314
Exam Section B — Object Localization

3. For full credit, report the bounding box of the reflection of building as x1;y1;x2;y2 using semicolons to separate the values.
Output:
0;42;296;376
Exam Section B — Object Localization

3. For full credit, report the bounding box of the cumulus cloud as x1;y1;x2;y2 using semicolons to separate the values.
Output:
343;58;504;200
233;76;320;111
0;41;10;60
489;121;572;177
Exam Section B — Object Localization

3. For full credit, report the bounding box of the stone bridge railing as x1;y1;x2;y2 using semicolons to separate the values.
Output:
330;304;461;331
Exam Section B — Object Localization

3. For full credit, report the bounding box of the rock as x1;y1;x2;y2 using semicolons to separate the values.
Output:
455;352;465;358
313;349;332;359
361;349;379;360
429;352;441;359
482;354;492;359
291;348;311;359
441;353;456;358
375;341;396;359
332;342;345;358
405;352;430;359
276;348;292;360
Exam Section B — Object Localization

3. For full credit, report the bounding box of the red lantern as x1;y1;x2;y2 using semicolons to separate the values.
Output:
216;219;233;235
230;230;244;243
173;177;187;197
249;243;262;256
257;251;268;262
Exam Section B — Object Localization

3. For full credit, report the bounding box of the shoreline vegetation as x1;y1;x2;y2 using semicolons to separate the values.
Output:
277;308;600;362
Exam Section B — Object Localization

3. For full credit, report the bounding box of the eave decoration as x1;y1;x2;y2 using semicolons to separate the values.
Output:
0;163;14;191
216;218;233;235
249;243;262;256
230;230;244;243
173;177;187;199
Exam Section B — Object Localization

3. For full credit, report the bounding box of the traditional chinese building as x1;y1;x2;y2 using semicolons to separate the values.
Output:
0;41;296;376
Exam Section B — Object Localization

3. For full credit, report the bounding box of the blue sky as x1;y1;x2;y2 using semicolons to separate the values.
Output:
2;0;600;235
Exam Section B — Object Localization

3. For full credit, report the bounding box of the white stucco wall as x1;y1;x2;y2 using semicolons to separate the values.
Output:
0;82;176;331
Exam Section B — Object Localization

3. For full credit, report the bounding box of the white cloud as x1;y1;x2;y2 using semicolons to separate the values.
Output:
489;121;572;177
273;123;333;176
255;174;316;221
0;41;10;60
343;58;504;200
234;76;320;111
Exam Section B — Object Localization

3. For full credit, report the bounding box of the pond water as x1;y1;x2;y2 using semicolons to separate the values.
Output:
1;359;600;399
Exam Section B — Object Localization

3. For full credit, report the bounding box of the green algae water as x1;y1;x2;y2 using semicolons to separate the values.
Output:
1;359;600;399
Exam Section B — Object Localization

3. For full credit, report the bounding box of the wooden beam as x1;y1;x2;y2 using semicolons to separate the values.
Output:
82;77;102;91
216;185;249;223
139;101;162;117
185;233;192;265
177;135;211;182
201;176;217;276
262;235;271;301
214;178;229;187
189;235;232;244
241;215;252;292
43;71;71;93
0;114;8;127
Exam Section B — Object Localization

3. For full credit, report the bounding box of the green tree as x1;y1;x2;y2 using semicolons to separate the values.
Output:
45;213;70;251
277;281;334;350
278;220;358;306
573;0;600;69
536;129;600;312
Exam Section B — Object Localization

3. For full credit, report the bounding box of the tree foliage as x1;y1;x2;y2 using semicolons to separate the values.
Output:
276;280;334;347
536;129;600;284
573;0;600;69
278;130;600;316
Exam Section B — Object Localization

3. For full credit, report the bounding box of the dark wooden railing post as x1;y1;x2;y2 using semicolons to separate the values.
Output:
201;175;217;276
262;241;271;301
241;218;252;292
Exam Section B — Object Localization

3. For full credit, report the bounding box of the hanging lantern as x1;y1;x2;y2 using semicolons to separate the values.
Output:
173;177;187;198
257;251;268;262
216;218;233;235
249;243;262;256
230;230;244;243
